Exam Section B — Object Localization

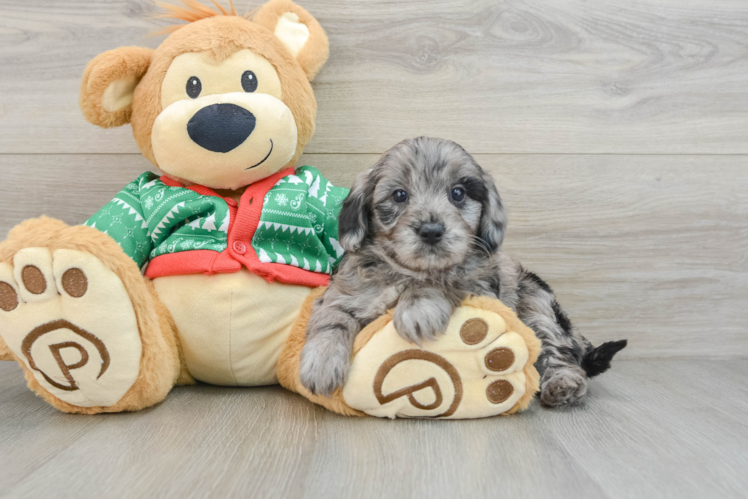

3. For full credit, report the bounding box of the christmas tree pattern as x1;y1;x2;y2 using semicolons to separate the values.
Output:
251;166;349;274
83;167;349;276
84;172;230;268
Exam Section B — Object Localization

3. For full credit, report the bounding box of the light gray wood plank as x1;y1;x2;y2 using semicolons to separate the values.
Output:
1;0;748;154
1;359;746;497
0;362;323;498
0;154;157;233
1;153;746;359
0;362;107;494
538;359;748;498
299;406;604;498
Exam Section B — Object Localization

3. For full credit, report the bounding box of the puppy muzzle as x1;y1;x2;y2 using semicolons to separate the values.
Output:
418;222;445;245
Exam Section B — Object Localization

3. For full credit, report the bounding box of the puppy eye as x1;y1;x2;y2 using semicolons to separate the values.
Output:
451;186;466;203
186;76;202;99
241;71;258;92
393;189;409;203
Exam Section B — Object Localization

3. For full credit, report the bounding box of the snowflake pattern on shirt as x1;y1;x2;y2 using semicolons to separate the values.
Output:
83;167;349;276
251;166;349;274
84;172;230;268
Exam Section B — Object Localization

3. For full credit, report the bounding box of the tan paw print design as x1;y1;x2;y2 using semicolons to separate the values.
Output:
343;301;540;419
0;247;142;407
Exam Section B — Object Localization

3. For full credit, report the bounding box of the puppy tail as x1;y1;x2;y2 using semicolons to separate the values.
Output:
581;339;628;378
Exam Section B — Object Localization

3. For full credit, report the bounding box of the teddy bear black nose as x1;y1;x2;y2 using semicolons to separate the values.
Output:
187;103;256;153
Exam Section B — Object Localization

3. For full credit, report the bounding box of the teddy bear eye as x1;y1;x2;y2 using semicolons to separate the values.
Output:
393;189;408;203
241;71;258;93
186;76;202;99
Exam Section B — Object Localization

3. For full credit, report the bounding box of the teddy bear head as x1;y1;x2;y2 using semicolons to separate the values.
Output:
80;0;328;191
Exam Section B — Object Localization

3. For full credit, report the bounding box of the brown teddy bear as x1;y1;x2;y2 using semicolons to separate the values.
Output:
0;0;540;419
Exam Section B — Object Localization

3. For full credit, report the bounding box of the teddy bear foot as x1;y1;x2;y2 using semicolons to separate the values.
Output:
0;247;142;409
342;298;541;419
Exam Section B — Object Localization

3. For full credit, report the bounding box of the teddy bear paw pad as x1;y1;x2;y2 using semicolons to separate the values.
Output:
0;248;141;408
342;306;531;419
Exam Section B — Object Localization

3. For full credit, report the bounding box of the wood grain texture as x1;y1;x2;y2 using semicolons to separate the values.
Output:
1;0;748;154
1;153;746;359
0;2;746;498
1;359;746;497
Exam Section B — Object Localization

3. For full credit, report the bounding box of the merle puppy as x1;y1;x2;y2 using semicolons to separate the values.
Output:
299;137;626;407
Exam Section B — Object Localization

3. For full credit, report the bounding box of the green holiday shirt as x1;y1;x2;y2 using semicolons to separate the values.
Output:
84;166;349;285
253;167;347;274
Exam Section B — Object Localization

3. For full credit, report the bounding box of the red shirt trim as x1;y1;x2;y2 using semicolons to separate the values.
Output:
145;170;331;288
145;249;240;277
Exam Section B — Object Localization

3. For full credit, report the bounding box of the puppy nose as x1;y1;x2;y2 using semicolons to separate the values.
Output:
187;103;256;153
418;223;445;245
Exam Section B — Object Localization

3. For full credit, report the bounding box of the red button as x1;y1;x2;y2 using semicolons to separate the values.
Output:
233;241;246;255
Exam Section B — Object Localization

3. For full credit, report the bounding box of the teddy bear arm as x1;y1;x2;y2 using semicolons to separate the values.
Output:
296;166;350;269
83;172;160;270
254;166;350;273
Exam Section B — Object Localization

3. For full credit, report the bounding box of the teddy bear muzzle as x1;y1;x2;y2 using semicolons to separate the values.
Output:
151;92;298;190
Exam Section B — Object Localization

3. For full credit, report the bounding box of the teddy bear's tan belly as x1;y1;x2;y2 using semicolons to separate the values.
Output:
152;269;312;386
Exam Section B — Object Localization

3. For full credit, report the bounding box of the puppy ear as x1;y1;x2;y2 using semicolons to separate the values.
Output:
80;46;153;128
253;0;329;80
478;172;508;253
339;169;374;252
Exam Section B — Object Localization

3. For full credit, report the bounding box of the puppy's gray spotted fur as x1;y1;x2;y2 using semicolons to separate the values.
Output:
299;137;627;407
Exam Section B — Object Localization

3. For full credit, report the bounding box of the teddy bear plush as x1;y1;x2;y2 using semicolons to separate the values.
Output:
0;0;540;419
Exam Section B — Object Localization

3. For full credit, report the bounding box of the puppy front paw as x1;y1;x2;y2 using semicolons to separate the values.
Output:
393;298;451;345
299;335;352;397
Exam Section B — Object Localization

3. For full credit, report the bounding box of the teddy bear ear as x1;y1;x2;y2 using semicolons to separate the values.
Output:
253;0;329;80
80;46;153;128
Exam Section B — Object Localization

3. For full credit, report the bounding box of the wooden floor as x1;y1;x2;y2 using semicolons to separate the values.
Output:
1;359;746;498
1;0;747;497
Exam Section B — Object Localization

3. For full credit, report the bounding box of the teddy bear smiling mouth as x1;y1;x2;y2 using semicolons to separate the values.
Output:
246;139;274;170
